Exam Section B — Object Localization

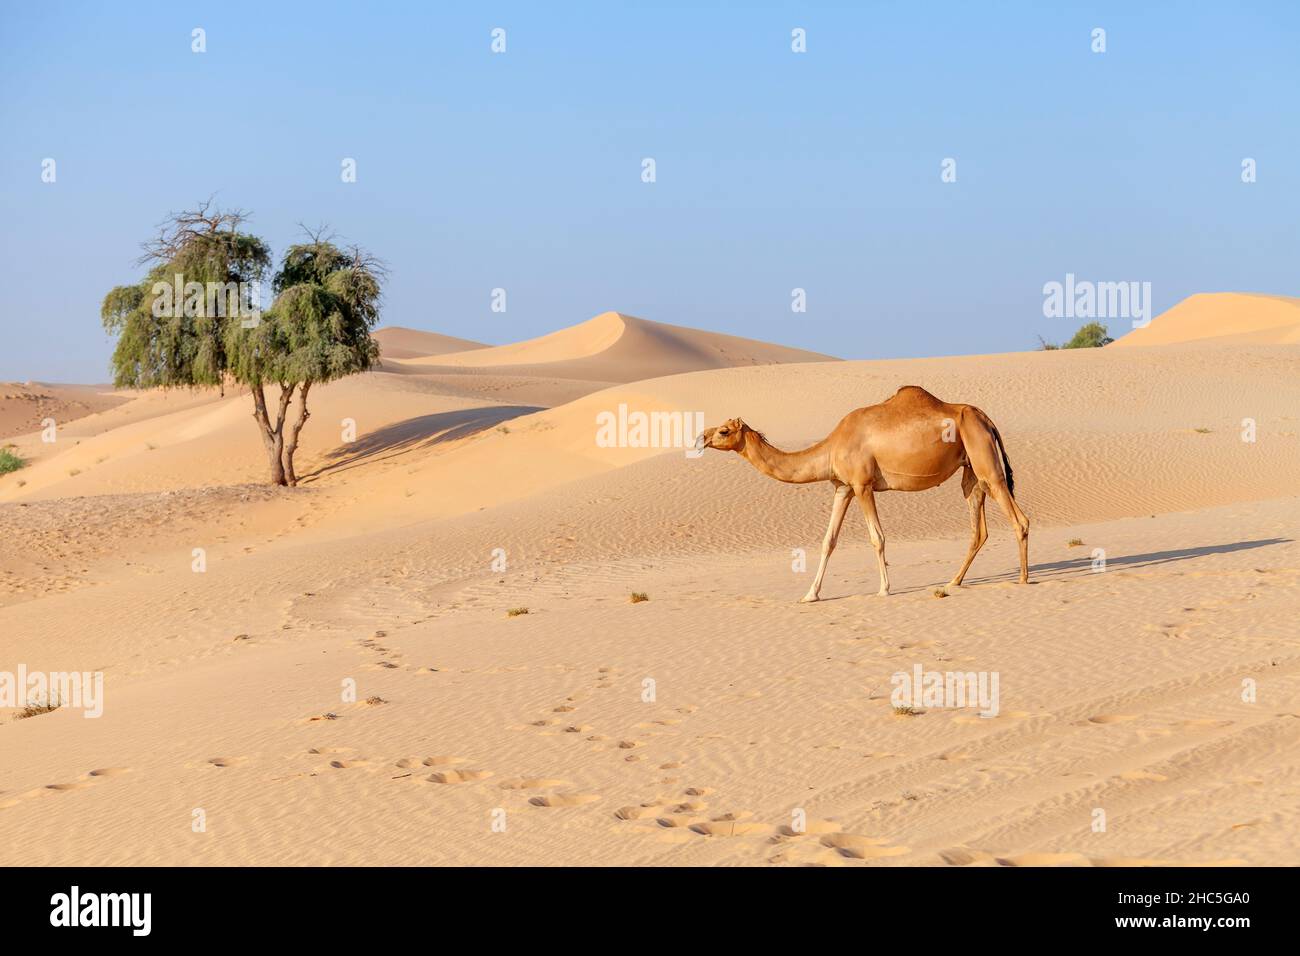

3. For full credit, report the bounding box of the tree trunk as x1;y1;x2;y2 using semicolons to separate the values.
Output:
250;382;295;486
282;380;312;486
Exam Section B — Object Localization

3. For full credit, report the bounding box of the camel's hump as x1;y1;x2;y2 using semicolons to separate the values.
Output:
889;385;944;403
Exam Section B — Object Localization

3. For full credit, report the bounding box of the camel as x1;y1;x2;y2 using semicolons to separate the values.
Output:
697;386;1029;602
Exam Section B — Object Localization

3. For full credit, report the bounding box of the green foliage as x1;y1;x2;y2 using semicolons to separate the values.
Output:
0;448;25;474
225;237;382;389
101;204;270;390
1038;322;1114;350
1062;322;1114;349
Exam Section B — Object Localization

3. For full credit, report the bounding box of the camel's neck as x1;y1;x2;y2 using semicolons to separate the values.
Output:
740;431;832;484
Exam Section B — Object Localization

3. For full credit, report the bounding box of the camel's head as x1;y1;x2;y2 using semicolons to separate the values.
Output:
697;417;750;453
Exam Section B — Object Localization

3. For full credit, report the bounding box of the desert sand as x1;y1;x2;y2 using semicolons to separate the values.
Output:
1;382;130;442
0;302;1297;866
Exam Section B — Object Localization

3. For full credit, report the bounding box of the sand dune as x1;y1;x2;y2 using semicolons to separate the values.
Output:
373;326;486;360
273;342;1300;536
1;309;1298;867
398;311;838;382
1113;292;1300;347
0;382;129;441
0;312;835;504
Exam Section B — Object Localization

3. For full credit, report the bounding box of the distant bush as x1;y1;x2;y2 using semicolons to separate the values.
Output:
1063;322;1114;348
1038;322;1114;350
507;607;529;618
630;592;649;603
0;448;25;474
17;695;60;720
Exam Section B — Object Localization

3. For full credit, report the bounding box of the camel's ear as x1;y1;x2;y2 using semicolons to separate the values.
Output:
732;417;746;430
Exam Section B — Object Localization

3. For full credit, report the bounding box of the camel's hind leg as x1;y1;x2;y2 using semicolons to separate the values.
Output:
986;480;1029;583
856;487;890;597
801;483;854;604
947;467;987;589
959;409;1030;584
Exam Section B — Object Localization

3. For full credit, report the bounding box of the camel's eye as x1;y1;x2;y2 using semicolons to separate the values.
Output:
718;428;728;436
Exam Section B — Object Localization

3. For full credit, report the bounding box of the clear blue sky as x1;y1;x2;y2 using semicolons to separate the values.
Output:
2;1;1297;382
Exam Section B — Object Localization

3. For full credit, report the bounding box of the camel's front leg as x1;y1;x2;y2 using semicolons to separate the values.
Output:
801;484;854;603
857;488;890;596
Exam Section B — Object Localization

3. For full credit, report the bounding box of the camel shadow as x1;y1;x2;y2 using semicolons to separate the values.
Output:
963;536;1292;587
813;536;1293;601
298;404;542;482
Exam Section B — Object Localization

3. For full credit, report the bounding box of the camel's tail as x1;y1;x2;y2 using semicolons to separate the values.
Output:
990;423;1014;497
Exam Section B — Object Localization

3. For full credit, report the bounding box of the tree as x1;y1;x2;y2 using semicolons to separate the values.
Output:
1037;322;1114;350
1062;322;1114;349
224;232;384;485
101;206;384;486
102;200;269;395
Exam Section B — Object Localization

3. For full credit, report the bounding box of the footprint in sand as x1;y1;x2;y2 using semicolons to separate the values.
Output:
427;769;493;784
87;768;130;778
615;803;664;820
396;756;468;769
656;814;703;828
206;756;245;768
691;817;773;838
996;852;1087;867
529;792;601;807
1086;714;1137;725
44;781;94;792
821;833;910;859
938;847;996;866
776;818;843;837
329;759;369;769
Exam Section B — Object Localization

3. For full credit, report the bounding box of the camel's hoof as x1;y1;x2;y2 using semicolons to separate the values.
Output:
798;594;820;604
943;582;962;593
875;589;890;598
